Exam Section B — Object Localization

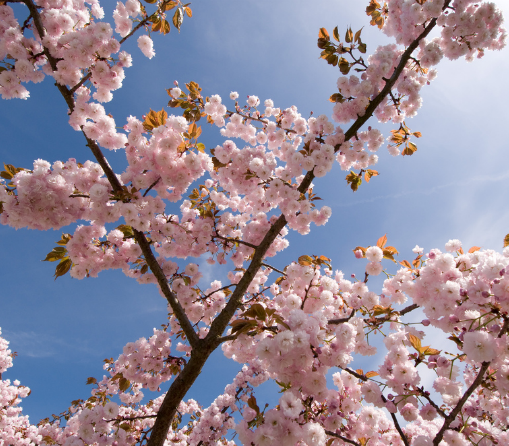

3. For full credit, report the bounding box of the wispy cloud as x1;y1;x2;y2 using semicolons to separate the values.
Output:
3;330;97;359
332;171;509;208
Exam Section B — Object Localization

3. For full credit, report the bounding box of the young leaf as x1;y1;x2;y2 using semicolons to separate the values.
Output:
408;334;422;351
318;27;329;40
54;257;72;280
333;26;340;42
298;255;314;266
346;171;361;191
402;141;418;156
399;259;413;269
354;27;363;43
118;377;130;392
345;27;353;43
173;8;184;31
376;234;387;249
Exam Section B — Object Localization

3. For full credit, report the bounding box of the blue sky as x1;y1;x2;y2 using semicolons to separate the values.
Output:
1;0;509;430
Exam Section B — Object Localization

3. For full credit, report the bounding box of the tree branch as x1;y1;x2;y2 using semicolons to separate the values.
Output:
261;262;286;276
21;0;199;350
325;430;361;446
329;309;356;325
432;316;509;445
143;177;161;197
214;233;258;250
339;0;452;147
416;388;447;419
20;1;451;443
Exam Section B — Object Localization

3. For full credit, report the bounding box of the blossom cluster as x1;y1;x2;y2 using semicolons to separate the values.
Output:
0;328;40;446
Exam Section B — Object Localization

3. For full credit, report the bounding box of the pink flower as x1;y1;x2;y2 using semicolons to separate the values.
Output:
137;35;155;59
463;331;496;363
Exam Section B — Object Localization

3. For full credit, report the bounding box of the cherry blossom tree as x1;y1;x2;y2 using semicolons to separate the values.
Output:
1;1;508;446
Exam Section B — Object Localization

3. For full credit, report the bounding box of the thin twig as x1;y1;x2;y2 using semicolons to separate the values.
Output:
342;367;368;382
143;177;161;197
200;283;235;301
214;234;258;250
70;72;91;95
416;388;447;419
261;262;286;276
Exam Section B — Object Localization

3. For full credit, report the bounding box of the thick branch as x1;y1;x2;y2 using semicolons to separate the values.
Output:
147;7;453;444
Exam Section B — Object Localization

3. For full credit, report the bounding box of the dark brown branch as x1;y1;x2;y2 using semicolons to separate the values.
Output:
70;72;91;95
329;309;356;325
20;0;199;350
261;262;286;276
338;0;452;146
200;284;235;301
377;394;410;446
149;6;452;443
19;2;451;445
390;410;410;446
416;388;447;419
119;15;151;45
325;430;361;446
342;367;367;382
69;194;90;198
432;317;509;445
363;303;420;325
214;234;258;250
106;414;157;422
143;177;161;197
